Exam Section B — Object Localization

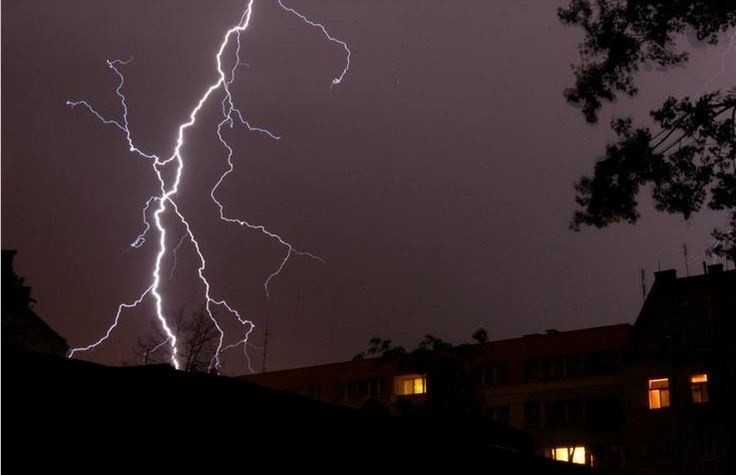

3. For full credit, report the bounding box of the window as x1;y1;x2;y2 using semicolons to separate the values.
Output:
648;378;670;409
691;373;709;404
524;401;540;427
546;400;566;426
651;439;673;464
523;359;539;380
543;357;564;380
488;405;510;425
337;378;385;401
546;400;582;426
585;350;621;375
291;385;321;399
546;446;587;465
394;374;427;396
544;355;581;379
700;433;716;460
563;355;581;378
482;362;510;386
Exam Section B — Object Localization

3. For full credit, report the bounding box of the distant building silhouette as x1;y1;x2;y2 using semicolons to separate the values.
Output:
240;266;736;474
2;249;68;356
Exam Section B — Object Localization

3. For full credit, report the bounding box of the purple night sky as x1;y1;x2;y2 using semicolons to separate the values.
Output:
3;0;733;374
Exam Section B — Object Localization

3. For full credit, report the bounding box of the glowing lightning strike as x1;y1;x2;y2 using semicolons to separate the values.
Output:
66;0;350;371
700;29;736;93
276;0;351;87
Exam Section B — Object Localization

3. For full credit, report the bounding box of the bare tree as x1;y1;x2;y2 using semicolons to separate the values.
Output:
134;306;220;373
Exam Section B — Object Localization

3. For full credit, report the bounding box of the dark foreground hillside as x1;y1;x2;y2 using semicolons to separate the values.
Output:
3;349;591;473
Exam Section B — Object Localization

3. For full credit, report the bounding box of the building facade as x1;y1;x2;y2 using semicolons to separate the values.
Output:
242;324;631;471
623;265;735;474
240;266;735;474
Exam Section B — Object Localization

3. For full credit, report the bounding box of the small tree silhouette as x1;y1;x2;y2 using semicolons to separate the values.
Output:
134;306;220;373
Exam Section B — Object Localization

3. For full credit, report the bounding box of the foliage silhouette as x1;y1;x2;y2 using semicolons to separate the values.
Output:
560;0;736;261
355;330;489;418
134;306;220;373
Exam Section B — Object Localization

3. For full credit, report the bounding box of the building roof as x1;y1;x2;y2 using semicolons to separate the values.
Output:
240;323;632;383
627;266;736;359
2;249;68;356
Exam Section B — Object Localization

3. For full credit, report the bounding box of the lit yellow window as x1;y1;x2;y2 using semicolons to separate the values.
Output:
548;446;586;465
394;374;427;395
648;378;670;409
691;373;709;404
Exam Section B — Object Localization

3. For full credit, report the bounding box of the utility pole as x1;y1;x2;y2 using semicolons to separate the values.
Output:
683;243;690;276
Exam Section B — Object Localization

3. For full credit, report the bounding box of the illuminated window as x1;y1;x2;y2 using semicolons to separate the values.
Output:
691;373;709;404
648;378;670;409
394;374;427;395
547;446;587;465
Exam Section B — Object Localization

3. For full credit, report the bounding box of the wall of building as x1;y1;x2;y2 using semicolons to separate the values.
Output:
239;268;735;474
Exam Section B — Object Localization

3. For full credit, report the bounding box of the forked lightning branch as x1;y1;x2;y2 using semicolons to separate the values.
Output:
65;0;350;372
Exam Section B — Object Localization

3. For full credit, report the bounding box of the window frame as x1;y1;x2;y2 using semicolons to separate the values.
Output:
690;373;709;404
394;374;427;396
648;377;671;410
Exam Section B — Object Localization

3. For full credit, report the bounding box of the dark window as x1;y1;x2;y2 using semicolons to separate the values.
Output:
700;433;716;460
292;385;321;399
482;362;510;386
564;355;581;378
543;357;564;380
586;350;621;375
650;439;673;464
524;359;539;380
496;362;510;384
546;400;566;426
489;405;510;425
369;378;385;398
568;399;582;425
592;445;625;470
524;401;541;427
546;400;582;426
337;378;385;401
336;382;348;400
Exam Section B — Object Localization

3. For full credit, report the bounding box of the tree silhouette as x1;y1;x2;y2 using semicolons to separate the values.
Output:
134;306;220;373
355;330;488;417
560;0;736;261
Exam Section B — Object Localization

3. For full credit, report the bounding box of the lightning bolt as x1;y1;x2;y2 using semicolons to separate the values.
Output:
66;0;350;372
699;28;736;93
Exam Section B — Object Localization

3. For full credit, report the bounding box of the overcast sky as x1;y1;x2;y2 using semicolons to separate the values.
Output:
3;0;734;374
